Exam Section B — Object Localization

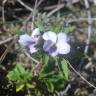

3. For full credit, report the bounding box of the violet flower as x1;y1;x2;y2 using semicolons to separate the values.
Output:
18;28;41;54
42;31;70;57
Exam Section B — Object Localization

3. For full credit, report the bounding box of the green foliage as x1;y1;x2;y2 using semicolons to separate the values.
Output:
34;13;75;33
7;64;34;92
38;57;69;93
7;56;69;95
61;59;69;80
63;25;76;33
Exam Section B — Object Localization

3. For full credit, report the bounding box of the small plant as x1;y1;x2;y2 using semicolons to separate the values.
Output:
7;58;69;95
7;64;34;92
7;16;72;95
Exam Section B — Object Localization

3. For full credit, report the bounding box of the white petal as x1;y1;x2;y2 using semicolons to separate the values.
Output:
42;31;57;43
56;42;70;54
31;28;41;42
29;45;37;54
57;33;67;42
31;28;40;37
18;34;33;46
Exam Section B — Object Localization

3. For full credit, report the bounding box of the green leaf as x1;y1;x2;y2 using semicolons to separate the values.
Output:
39;54;49;77
16;83;25;92
39;71;55;79
61;59;69;80
7;70;19;81
44;54;49;65
16;64;26;74
46;74;63;82
63;26;75;33
26;83;35;89
45;80;54;93
7;64;31;81
51;23;61;33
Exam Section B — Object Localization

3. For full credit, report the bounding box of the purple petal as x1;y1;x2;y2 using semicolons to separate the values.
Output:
42;31;57;43
43;40;58;57
43;40;54;52
29;45;38;54
18;34;35;46
48;46;58;57
48;45;57;53
49;49;58;57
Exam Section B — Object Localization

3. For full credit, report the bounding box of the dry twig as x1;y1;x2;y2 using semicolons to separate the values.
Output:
37;0;44;7
84;10;92;54
0;36;16;70
23;49;39;64
67;18;96;23
0;37;14;45
47;4;65;17
16;0;33;12
67;60;96;89
21;12;33;31
78;10;92;70
31;0;38;30
84;0;89;8
2;0;7;24
93;0;96;5
44;5;59;10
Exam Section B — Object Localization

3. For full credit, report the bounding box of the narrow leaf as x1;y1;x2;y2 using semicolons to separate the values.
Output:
61;59;69;80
